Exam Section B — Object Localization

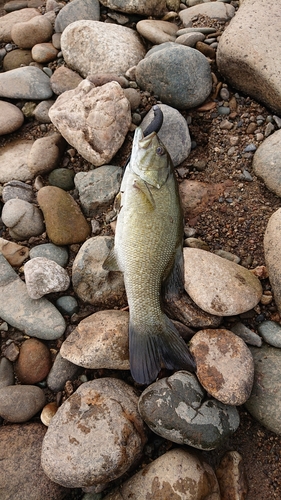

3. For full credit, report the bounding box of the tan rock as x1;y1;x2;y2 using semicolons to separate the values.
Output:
179;2;235;26
11;14;53;48
0;7;40;43
136;19;177;44
27;133;65;176
216;451;248;500
0;100;24;135
50;65;83;95
264;208;281;314
2;49;33;71
0;238;29;266
31;42;58;63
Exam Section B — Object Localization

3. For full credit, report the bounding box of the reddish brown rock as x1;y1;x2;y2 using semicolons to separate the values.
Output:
216;450;248;500
16;338;52;384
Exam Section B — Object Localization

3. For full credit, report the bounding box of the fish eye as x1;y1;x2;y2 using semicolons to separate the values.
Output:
156;146;165;156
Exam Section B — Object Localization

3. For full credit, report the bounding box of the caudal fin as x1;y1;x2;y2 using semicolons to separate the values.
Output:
129;315;196;385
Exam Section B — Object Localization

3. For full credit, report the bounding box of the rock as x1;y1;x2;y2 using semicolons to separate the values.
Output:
175;31;205;47
74;165;123;217
0;100;24;135
24;257;70;299
54;0;100;33
0;8;40;43
190;328;254;405
37;186;90;245
50;66;83;95
217;0;281;115
49;80;131;166
41;401;58;427
140;104;191;167
0;139;34;183
123;87;141;110
55;295;79;315
33;99;55;123
264;208;281;314
0;238;29;267
31;42;58;63
60;20;146;78
72;236;126;308
0;253;66;340
29;243;68;267
136;19;177;44
0;357;14;389
257;320;281;348
2;48;33;70
0;385;46;422
179;2;235;26
48;168;75;190
27;133;65;176
138;371;240;451
60;310;130;370
2;199;44;240
183;248;263;316
103;448;220;500
2;180;35;203
0;66;53;100
4;0;28;12
216;451;248;500
41;378;147;488
135;45;212;109
245;344;281;435
179;179;233;220
99;0;166;16
0;423;71;500
16;338;52;384
230;321;262;347
11;14;53;48
47;352;81;392
253;130;281;197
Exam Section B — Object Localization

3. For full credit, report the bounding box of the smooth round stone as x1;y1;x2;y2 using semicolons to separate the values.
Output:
0;357;14;389
190;328;254;406
0;100;24;135
31;43;58;63
33;100;55;123
55;295;79;316
37;186;91;245
136;20;178;44
253;129;281;197
4;0;28;12
138;371;240;451
98;0;166;16
16;338;52;384
2;180;35;203
11;15;53;49
50;66;83;95
245;344;281;435
0;139;34;183
27;133;66;176
29;243;68;267
0;66;53;100
0;8;40;43
41;401;58;426
2;199;44;240
47;352;81;392
24;256;70;299
231;321;262;347
257;320;281;348
54;0;100;33
41;378;147;489
175;31;205;47
48;168;75;190
0;385;46;422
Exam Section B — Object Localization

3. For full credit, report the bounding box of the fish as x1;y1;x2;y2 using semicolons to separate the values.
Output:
104;113;196;384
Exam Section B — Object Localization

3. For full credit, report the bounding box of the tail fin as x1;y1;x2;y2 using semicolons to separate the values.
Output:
129;315;196;385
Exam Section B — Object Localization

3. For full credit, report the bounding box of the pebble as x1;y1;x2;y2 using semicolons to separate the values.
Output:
216;451;248;500
175;31;205;47
41;378;147;489
196;40;216;59
0;237;29;266
24;256;70;299
136;19;178;44
55;295;79;315
253;129;281;197
183;248;263;316
11;14;53;48
37;185;91;245
0;8;40;43
104;448;220;500
40;401;58;426
33;100;55;123
55;0;100;33
27;132;66;176
0;139;34;183
257;320;281;348
50;66;83;95
98;0;166;16
0;385;46;422
2;198;44;240
0;100;24;135
48;168;75;190
0;357;14;389
47;352;81;392
0;253;66;340
60;310;130;370
230;321;262;347
29;243;68;267
49;80;131;166
136;45;212;110
4;0;28;12
0;66;53;100
31;42;58;63
264;208;281;314
190;328;254;405
72;236;126;308
16;338;52;384
2;180;35;203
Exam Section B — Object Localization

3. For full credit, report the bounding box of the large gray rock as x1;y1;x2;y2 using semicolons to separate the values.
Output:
135;45;212;109
55;0;100;33
41;378;147;488
0;385;46;423
217;0;281;115
253;130;281;197
0;66;53;100
264;208;281;314
98;0;167;17
61;20;146;78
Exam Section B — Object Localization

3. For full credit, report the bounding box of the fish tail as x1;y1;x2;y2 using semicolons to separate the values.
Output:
129;315;196;385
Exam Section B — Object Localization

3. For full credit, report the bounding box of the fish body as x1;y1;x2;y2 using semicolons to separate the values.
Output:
111;126;195;384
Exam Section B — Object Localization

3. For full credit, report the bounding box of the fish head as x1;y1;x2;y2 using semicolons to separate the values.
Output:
130;127;172;189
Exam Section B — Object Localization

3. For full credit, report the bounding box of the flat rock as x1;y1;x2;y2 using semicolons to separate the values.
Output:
0;423;71;500
175;31;205;47
27;133;66;176
179;2;235;26
98;0;167;16
245;344;281;435
2;198;44;240
16;338;52;384
103;448;220;500
217;0;281;115
41;378;147;488
0;385;46;422
184;248;263;316
0;139;34;183
2;179;35;203
264;208;281;314
50;66;83;95
136;19;177;44
60;310;130;370
0;238;29;267
189;328;254;405
253;130;281;197
55;0;100;33
24;257;70;299
0;7;40;43
0;100;24;135
0;253;66;340
258;320;281;348
74;165;123;217
47;352;81;392
29;243;68;267
138;371;240;451
72;236;126;308
2;48;33;70
49;80;131;166
0;66;53;100
37;186;90;245
135;44;212;109
11;14;53;48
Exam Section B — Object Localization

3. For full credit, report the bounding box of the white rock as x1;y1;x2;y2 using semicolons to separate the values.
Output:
2;199;44;240
0;139;34;183
24;257;70;299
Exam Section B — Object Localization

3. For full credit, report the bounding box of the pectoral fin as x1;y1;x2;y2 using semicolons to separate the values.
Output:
103;249;120;272
162;243;185;301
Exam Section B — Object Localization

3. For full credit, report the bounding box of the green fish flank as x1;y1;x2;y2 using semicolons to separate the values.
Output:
113;126;196;384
